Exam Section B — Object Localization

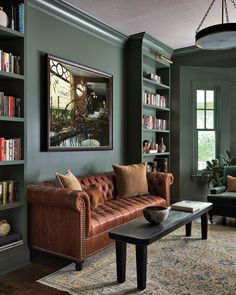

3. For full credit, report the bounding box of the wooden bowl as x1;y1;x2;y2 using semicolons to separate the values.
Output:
143;206;170;225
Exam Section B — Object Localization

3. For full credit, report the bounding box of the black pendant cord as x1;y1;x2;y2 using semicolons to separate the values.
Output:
222;0;225;23
196;0;216;33
196;0;236;33
224;0;229;23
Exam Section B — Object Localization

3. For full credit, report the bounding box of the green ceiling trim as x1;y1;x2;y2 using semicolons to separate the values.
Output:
28;0;128;47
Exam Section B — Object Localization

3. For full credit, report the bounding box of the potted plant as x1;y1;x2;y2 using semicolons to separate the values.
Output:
202;159;225;188
202;150;236;187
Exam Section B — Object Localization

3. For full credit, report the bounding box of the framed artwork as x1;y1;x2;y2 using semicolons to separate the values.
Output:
47;54;113;151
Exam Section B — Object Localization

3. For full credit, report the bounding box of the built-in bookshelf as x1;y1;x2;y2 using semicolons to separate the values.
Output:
0;0;26;274
126;32;173;172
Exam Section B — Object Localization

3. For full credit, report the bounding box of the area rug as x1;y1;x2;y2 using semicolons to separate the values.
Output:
37;223;236;295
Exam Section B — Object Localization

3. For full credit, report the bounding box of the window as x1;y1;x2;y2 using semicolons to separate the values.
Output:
194;88;218;172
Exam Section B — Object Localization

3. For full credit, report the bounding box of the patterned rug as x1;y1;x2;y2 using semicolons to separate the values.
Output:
37;223;236;295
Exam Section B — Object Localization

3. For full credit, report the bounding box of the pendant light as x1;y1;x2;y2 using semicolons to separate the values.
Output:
196;0;236;50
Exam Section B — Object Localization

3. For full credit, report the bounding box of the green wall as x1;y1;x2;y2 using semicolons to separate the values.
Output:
171;48;236;200
26;1;126;182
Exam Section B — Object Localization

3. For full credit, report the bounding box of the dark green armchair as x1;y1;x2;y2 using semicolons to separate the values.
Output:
207;166;236;223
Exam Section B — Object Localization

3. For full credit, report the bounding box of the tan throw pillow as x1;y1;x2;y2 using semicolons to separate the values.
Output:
84;185;104;209
227;175;236;192
112;163;149;198
55;170;82;191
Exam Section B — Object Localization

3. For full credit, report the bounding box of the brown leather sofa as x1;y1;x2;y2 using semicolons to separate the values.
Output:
27;171;174;270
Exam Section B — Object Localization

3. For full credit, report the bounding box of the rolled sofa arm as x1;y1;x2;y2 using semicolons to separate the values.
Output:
209;185;226;194
147;172;174;206
27;185;91;263
27;185;90;211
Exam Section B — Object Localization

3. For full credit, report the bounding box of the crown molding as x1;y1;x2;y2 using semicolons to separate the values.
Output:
127;32;174;58
28;0;128;47
173;45;236;61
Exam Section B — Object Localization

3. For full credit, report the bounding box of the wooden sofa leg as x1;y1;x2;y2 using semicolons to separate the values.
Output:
75;261;84;271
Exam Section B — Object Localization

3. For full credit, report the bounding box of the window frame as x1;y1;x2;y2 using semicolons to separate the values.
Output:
192;83;219;175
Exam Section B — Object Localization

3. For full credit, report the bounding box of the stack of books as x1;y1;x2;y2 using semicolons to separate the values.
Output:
0;232;23;252
171;200;201;212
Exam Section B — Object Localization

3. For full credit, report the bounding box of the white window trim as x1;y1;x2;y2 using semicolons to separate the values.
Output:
192;83;220;175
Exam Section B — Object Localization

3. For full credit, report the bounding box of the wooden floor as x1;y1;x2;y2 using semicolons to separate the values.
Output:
0;252;69;295
0;217;235;295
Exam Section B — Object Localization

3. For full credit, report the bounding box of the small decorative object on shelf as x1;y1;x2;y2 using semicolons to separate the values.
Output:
0;220;10;237
159;138;166;153
148;161;158;172
143;139;158;154
0;7;8;27
154;157;168;172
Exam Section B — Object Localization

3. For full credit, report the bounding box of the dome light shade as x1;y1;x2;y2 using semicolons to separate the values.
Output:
196;23;236;50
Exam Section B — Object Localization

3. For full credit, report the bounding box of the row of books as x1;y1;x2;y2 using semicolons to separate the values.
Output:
0;180;19;205
0;92;21;117
143;115;168;130
143;92;168;108
0;138;21;161
3;3;25;33
146;73;161;84
0;50;21;74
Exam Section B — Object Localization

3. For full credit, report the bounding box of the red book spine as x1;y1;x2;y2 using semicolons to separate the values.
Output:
0;137;5;160
8;96;15;117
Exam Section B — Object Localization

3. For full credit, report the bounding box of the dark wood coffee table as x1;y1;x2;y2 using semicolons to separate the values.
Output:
109;201;213;291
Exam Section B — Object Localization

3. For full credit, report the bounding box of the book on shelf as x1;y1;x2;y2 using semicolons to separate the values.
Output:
3;3;25;33
0;50;21;75
0;180;19;205
143;115;168;130
0;137;21;161
0;93;21;117
171;200;200;212
0;232;21;247
147;149;158;154
0;239;23;252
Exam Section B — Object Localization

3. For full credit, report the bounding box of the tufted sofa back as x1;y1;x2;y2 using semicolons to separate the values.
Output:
37;172;118;201
78;172;117;201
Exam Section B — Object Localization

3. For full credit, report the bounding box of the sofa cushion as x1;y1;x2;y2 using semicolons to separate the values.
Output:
207;192;236;205
85;185;104;209
227;175;236;192
112;163;149;198
89;195;166;237
55;170;82;191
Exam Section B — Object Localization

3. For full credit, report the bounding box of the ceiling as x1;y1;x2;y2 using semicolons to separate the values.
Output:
63;0;236;49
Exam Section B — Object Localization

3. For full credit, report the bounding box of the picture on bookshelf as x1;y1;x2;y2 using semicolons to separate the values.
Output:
47;55;113;151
